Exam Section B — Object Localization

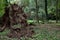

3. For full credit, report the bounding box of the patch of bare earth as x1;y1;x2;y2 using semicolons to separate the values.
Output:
36;24;60;30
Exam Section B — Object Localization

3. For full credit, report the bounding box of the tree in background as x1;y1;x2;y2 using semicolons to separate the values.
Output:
35;0;39;23
45;0;48;22
0;0;60;24
56;0;58;23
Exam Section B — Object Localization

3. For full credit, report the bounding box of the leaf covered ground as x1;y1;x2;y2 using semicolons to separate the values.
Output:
0;24;60;40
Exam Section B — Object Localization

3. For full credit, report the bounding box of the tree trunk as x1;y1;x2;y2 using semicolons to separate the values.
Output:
45;0;48;21
35;0;39;23
56;0;58;23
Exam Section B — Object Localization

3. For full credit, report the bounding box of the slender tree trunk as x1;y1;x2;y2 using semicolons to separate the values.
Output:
45;0;48;22
56;0;58;23
58;0;60;21
35;0;39;23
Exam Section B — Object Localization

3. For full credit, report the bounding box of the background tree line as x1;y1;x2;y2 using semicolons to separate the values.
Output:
0;0;60;23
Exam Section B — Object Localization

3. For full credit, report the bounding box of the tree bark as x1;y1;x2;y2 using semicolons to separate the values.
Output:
56;0;58;23
45;0;48;21
35;0;39;23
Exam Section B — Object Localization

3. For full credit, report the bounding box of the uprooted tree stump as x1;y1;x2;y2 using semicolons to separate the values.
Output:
0;4;34;38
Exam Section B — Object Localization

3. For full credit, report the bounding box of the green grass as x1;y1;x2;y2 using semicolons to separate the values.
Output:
0;29;10;36
32;27;60;40
27;20;60;23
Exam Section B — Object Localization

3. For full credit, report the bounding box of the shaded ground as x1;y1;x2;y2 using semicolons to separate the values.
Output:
0;24;60;40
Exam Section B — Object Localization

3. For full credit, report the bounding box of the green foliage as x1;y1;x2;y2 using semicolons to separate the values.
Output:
0;0;6;17
0;0;60;20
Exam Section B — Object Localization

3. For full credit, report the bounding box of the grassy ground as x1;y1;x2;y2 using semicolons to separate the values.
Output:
0;24;60;40
33;24;60;40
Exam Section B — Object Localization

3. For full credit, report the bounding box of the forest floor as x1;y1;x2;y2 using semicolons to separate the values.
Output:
0;24;60;40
